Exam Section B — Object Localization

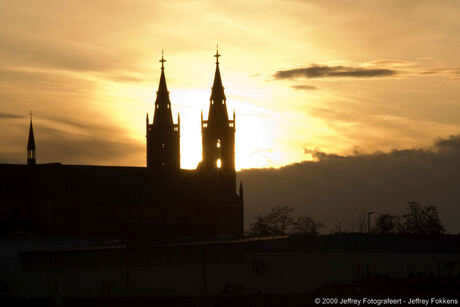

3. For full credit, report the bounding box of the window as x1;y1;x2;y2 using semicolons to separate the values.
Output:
229;123;234;127
203;123;207;128
216;139;221;148
216;159;222;168
161;143;165;149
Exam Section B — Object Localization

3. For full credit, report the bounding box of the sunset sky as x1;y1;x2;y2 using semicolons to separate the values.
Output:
1;0;460;170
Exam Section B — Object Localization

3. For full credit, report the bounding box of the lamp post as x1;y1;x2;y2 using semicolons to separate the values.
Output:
367;211;375;233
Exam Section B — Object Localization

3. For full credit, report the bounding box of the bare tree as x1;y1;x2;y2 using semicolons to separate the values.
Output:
247;205;324;237
349;210;367;233
247;205;294;236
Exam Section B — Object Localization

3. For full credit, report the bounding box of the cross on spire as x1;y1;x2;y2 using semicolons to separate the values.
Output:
214;45;221;64
160;50;166;69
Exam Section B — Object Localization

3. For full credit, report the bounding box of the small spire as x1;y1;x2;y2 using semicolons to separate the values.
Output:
27;117;35;150
27;116;36;166
177;113;180;124
239;180;244;199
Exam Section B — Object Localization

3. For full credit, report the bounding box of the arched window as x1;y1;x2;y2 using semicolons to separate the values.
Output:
217;159;222;168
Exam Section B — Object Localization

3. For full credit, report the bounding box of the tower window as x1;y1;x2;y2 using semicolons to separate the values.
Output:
161;143;165;149
156;105;159;109
216;139;221;148
167;104;170;109
217;159;222;168
203;123;207;128
229;123;234;127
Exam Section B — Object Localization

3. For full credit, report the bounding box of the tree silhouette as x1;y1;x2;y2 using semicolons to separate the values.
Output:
247;205;324;237
375;213;400;234
375;201;445;235
400;201;445;235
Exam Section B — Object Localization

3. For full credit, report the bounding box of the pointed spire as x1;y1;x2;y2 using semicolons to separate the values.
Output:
208;47;229;124
157;51;169;97
153;51;173;126
27;116;35;151
210;47;226;101
27;114;36;166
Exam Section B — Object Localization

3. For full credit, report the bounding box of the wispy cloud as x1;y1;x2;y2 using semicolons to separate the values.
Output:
291;85;317;91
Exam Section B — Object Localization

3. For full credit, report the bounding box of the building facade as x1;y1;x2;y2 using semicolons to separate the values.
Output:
0;50;244;240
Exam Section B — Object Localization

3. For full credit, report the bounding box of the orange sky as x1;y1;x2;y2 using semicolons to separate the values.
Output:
1;0;460;169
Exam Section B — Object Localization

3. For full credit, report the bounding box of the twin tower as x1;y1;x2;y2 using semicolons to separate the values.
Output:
146;50;236;177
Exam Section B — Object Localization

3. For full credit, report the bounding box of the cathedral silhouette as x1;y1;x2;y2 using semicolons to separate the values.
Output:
0;50;244;240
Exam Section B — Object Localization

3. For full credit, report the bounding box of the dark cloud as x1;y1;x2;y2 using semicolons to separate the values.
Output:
238;134;460;234
291;85;317;91
274;64;398;79
0;113;24;119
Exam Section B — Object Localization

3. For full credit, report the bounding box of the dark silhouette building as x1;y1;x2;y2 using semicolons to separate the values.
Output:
146;52;180;171
0;50;244;240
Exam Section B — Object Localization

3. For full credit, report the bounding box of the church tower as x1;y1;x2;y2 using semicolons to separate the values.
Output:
27;116;36;166
146;52;180;170
201;48;236;192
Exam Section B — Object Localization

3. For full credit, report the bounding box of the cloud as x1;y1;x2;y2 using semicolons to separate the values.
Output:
291;85;317;91
366;59;415;67
0;113;24;119
274;64;398;79
238;134;460;234
36;124;144;166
